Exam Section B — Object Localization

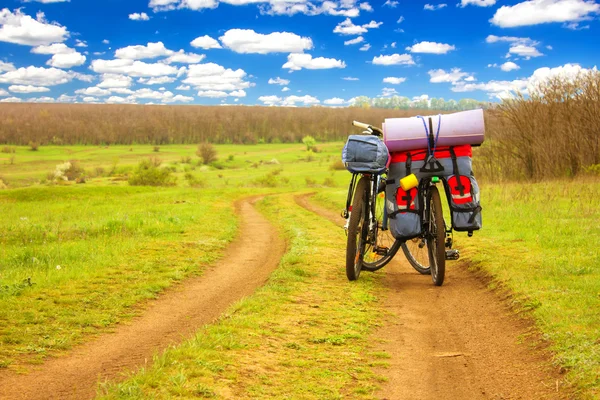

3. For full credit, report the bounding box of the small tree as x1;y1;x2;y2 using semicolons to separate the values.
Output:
302;135;316;151
197;143;217;165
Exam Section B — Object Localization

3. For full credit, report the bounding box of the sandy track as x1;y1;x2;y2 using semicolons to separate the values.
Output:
295;193;569;400
0;197;286;400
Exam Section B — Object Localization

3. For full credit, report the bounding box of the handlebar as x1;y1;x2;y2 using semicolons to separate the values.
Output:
352;120;384;137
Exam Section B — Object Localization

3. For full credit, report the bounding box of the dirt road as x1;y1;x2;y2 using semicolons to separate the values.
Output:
295;194;570;400
0;197;286;400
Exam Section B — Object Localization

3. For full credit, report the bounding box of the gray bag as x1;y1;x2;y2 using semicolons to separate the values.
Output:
342;135;389;174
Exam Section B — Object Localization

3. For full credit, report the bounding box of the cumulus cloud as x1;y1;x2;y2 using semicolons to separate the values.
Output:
8;85;50;93
0;66;75;86
129;12;150;21
0;96;22;103
115;42;173;60
0;9;69;46
0;60;15;72
508;44;543;57
258;94;320;106
333;18;382;35
75;87;112;96
428;68;473;83
344;36;364;45
383;77;406;84
382;87;398;97
75;39;87;48
282;86;290;92
190;35;222;49
501;61;520;71
47;51;86;68
490;0;600;28
424;4;447;10
219;29;313;54
176;84;191;90
460;0;496;6
406;41;455;54
324;97;345;105
0;88;8;96
372;53;415;65
359;43;371;51
258;95;282;106
32;43;73;54
282;53;345;71
97;74;132;88
90;59;179;77
268;77;290;85
138;76;176;85
183;62;252;91
342;76;359;81
197;90;228;98
162;50;205;64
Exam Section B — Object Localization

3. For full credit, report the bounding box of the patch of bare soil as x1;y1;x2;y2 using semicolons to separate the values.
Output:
295;193;570;400
0;197;286;400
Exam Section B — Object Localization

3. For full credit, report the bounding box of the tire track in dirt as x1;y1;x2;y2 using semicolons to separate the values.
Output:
295;193;570;400
0;197;286;400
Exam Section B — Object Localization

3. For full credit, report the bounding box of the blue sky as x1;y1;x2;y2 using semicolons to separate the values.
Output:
0;0;598;106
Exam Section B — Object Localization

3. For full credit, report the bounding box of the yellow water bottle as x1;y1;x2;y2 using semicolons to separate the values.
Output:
400;174;418;191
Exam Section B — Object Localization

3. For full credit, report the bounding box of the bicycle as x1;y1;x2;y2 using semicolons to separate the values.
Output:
342;121;402;281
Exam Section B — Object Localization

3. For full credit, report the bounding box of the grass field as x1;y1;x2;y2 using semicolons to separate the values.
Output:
1;143;599;398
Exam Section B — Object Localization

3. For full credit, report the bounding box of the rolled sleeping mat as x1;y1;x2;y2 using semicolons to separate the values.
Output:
383;109;485;153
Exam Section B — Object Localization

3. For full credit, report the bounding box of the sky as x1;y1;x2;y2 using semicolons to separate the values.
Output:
0;0;598;106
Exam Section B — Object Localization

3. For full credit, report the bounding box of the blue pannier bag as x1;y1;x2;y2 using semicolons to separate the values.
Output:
342;135;389;174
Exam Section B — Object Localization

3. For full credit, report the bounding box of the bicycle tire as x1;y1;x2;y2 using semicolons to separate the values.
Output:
346;177;369;281
427;186;446;286
362;189;402;272
401;240;431;275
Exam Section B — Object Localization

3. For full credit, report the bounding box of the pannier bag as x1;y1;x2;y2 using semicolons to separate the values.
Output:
385;145;482;240
383;109;485;153
342;135;390;174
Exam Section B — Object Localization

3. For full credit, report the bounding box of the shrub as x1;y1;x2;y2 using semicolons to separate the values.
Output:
180;156;192;164
1;146;15;154
330;159;345;170
302;135;316;151
153;146;160;152
184;172;205;188
64;160;84;181
0;178;7;190
197;143;217;165
323;177;335;187
305;177;317;187
28;141;39;151
128;158;176;187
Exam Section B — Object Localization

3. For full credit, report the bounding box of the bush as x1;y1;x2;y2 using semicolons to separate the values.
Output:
28;141;39;151
128;158;176;187
197;143;217;165
302;135;316;151
50;161;84;182
153;146;160;152
1;146;15;154
330;159;345;170
184;172;205;188
323;177;335;187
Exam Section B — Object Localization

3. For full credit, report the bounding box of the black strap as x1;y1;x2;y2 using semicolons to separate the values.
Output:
345;174;357;214
449;147;465;196
405;153;412;175
468;205;482;224
420;155;445;173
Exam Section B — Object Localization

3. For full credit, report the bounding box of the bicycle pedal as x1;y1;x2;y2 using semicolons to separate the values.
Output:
374;246;389;256
445;249;460;261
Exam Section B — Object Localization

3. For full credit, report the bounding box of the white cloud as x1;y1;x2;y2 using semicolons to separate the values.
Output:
129;12;150;21
258;95;281;106
485;34;535;45
183;62;251;91
385;0;399;6
75;39;87;48
324;97;345;105
197;90;228;98
282;95;319;106
0;66;74;86
0;9;68;46
406;41;455;54
391;42;396;48
90;59;179;77
162;50;205;64
176;84;191;90
382;87;398;97
97;74;133;88
344;36;364;45
191;35;222;49
460;0;496;6
508;44;543;57
343;76;359;81
105;95;131;104
229;89;246;97
383;77;406;84
359;43;371;51
268;77;290;85
428;68;472;83
0;60;15;72
219;29;313;54
0;96;22;103
47;51;86;68
0;88;8;96
115;42;173;59
333;18;382;35
424;4;447;10
167;94;194;103
8;85;50;93
360;2;373;11
82;96;99;103
282;53;346;71
491;0;600;27
76;87;112;96
372;53;415;65
109;88;134;95
397;16;405;23
501;61;520;71
102;39;110;44
282;86;290;92
138;76;177;85
31;43;74;54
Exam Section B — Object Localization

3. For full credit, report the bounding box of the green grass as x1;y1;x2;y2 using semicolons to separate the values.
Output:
97;194;387;399
313;179;600;399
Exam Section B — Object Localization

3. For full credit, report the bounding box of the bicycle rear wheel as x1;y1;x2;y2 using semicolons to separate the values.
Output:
427;186;446;286
362;190;402;272
346;177;369;281
401;239;431;275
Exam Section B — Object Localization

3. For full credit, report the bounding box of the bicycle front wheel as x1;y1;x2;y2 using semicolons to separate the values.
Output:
362;190;402;272
401;239;431;275
346;177;369;281
427;186;446;286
